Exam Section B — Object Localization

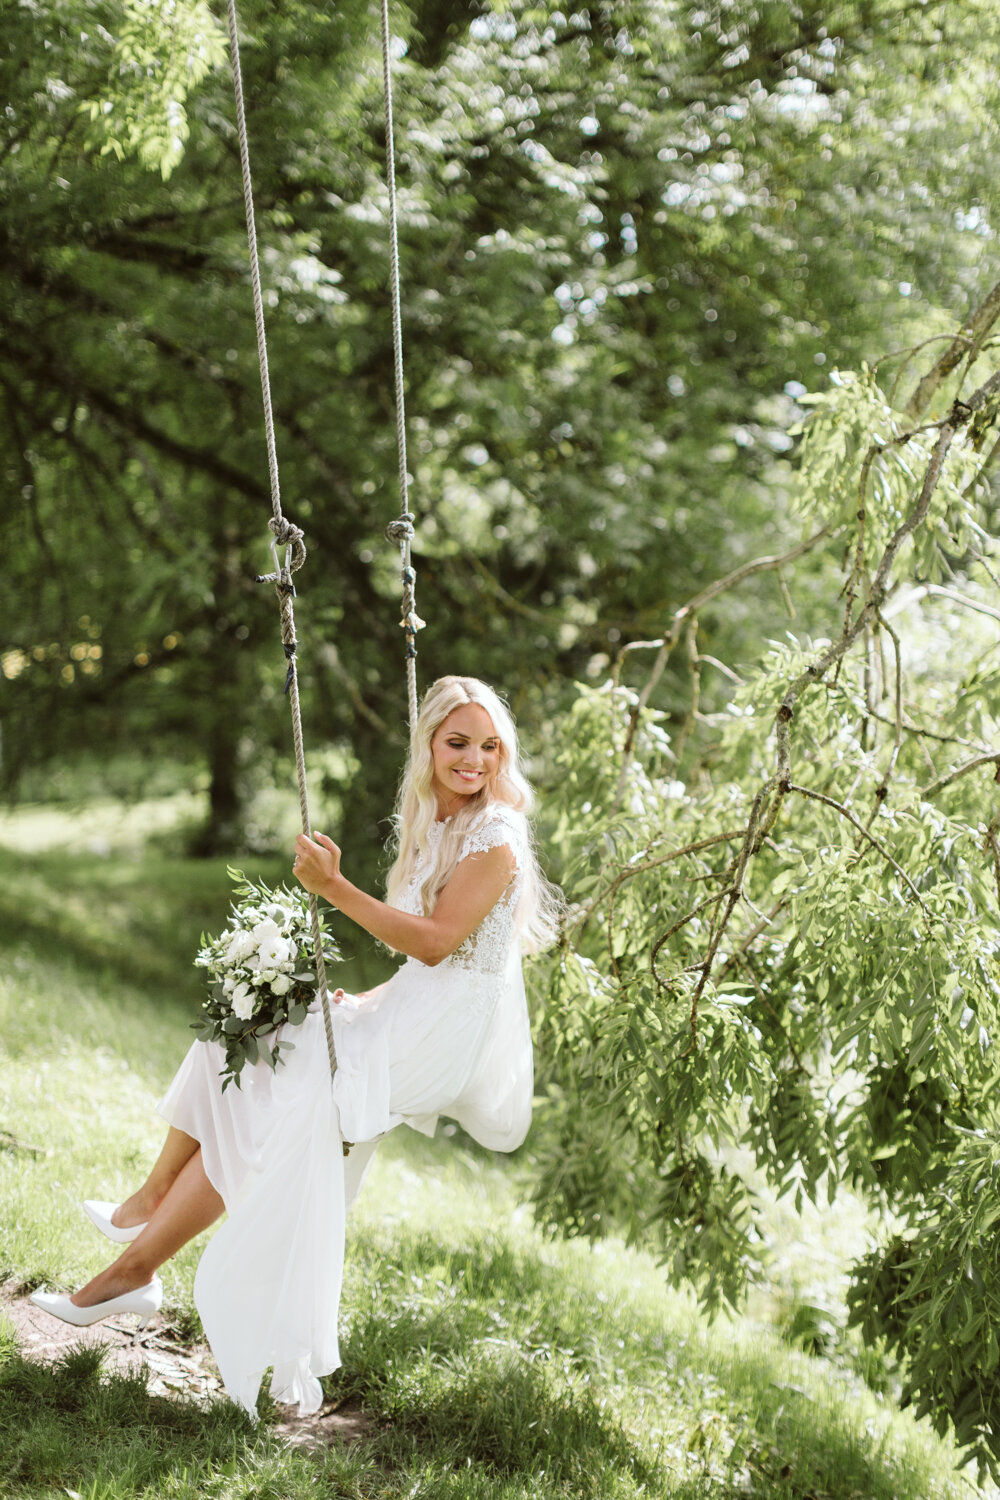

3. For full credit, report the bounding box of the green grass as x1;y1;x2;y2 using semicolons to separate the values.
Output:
0;814;992;1499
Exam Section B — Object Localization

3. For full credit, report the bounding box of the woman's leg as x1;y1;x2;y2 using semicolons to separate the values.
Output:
112;1126;200;1229
73;1146;224;1306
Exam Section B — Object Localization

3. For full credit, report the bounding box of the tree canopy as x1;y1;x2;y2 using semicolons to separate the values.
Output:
4;0;999;853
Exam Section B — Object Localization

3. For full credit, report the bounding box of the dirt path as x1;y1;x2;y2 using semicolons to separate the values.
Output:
1;1279;371;1448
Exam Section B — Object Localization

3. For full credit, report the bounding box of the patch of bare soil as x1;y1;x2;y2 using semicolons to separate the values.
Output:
1;1279;372;1448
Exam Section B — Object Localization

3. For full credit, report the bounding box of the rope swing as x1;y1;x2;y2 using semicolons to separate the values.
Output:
378;0;425;735
222;0;422;1082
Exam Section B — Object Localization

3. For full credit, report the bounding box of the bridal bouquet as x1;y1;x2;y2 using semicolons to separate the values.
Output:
193;868;341;1089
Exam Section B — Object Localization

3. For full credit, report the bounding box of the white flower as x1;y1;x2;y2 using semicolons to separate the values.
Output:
266;902;293;927
226;930;256;964
258;935;293;969
270;973;292;995
251;918;281;947
230;983;255;1020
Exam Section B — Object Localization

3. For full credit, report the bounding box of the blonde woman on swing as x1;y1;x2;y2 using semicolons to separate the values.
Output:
32;676;556;1415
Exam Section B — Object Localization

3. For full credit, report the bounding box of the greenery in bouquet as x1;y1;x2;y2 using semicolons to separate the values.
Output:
193;868;340;1089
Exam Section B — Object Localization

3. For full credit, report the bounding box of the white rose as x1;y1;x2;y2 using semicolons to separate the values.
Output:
230;983;255;1020
270;973;292;995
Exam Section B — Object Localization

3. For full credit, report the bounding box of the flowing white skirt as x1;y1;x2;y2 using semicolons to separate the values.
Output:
157;952;532;1415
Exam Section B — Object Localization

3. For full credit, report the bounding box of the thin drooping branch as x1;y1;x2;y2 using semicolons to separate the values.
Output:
714;899;789;983
570;829;747;937
875;609;903;789
905;279;1000;418
879;331;976;407
610;525;830;812
915;583;1000;627
850;703;984;751
846;417;947;624
639;364;1000;1036
775;417;962;786
671;617;701;769
785;782;933;927
985;816;1000;912
650;887;733;990
919;753;1000;801
676;782;774;1050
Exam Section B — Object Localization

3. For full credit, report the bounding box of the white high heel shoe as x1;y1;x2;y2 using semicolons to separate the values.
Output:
30;1275;162;1330
83;1199;148;1243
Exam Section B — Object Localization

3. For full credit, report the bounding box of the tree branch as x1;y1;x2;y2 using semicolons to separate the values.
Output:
919;753;1000;801
569;829;747;938
985;816;1000;913
784;782;933;927
611;525;830;812
904;279;1000;418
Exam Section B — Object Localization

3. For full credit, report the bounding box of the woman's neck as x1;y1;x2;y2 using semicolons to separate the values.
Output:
434;791;488;822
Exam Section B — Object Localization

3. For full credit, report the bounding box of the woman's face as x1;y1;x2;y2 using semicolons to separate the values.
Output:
430;703;501;815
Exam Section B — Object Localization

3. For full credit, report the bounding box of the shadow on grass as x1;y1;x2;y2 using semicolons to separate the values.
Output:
0;847;232;1002
0;848;385;1016
0;1332;255;1496
330;1224;963;1500
331;1230;658;1494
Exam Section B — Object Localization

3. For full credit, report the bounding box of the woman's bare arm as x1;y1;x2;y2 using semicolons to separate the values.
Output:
294;831;515;966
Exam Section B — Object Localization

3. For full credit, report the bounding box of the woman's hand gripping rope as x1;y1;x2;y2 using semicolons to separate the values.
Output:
293;832;347;1002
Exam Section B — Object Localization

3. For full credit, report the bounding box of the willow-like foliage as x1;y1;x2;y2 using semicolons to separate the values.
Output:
533;309;1000;1478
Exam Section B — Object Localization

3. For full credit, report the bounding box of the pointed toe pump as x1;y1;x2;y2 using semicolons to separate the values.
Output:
29;1275;162;1331
83;1199;148;1243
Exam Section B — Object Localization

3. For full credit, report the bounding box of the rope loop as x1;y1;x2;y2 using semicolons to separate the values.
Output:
386;513;416;543
255;517;307;589
269;515;307;572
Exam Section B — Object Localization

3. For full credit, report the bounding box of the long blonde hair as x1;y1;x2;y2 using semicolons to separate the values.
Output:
385;675;558;953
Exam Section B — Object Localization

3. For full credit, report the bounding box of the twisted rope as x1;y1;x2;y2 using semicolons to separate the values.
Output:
224;0;338;1088
379;0;422;739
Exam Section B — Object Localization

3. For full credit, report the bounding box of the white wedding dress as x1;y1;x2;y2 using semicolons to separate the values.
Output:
157;804;533;1416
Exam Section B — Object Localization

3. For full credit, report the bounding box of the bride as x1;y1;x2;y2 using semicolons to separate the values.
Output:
31;675;557;1415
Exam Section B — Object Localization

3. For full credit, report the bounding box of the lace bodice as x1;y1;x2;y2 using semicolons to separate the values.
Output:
396;805;525;977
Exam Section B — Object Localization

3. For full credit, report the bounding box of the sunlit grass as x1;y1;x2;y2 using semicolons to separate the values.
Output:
0;792;208;856
0;822;992;1498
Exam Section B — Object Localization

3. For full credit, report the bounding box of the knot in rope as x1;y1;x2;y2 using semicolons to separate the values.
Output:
269;515;307;571
385;513;416;543
255;514;307;592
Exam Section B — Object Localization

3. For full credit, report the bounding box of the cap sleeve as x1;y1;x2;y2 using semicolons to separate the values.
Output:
458;807;524;869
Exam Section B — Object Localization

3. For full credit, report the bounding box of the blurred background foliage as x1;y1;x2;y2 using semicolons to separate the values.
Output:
4;0;999;863
4;0;1000;1476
